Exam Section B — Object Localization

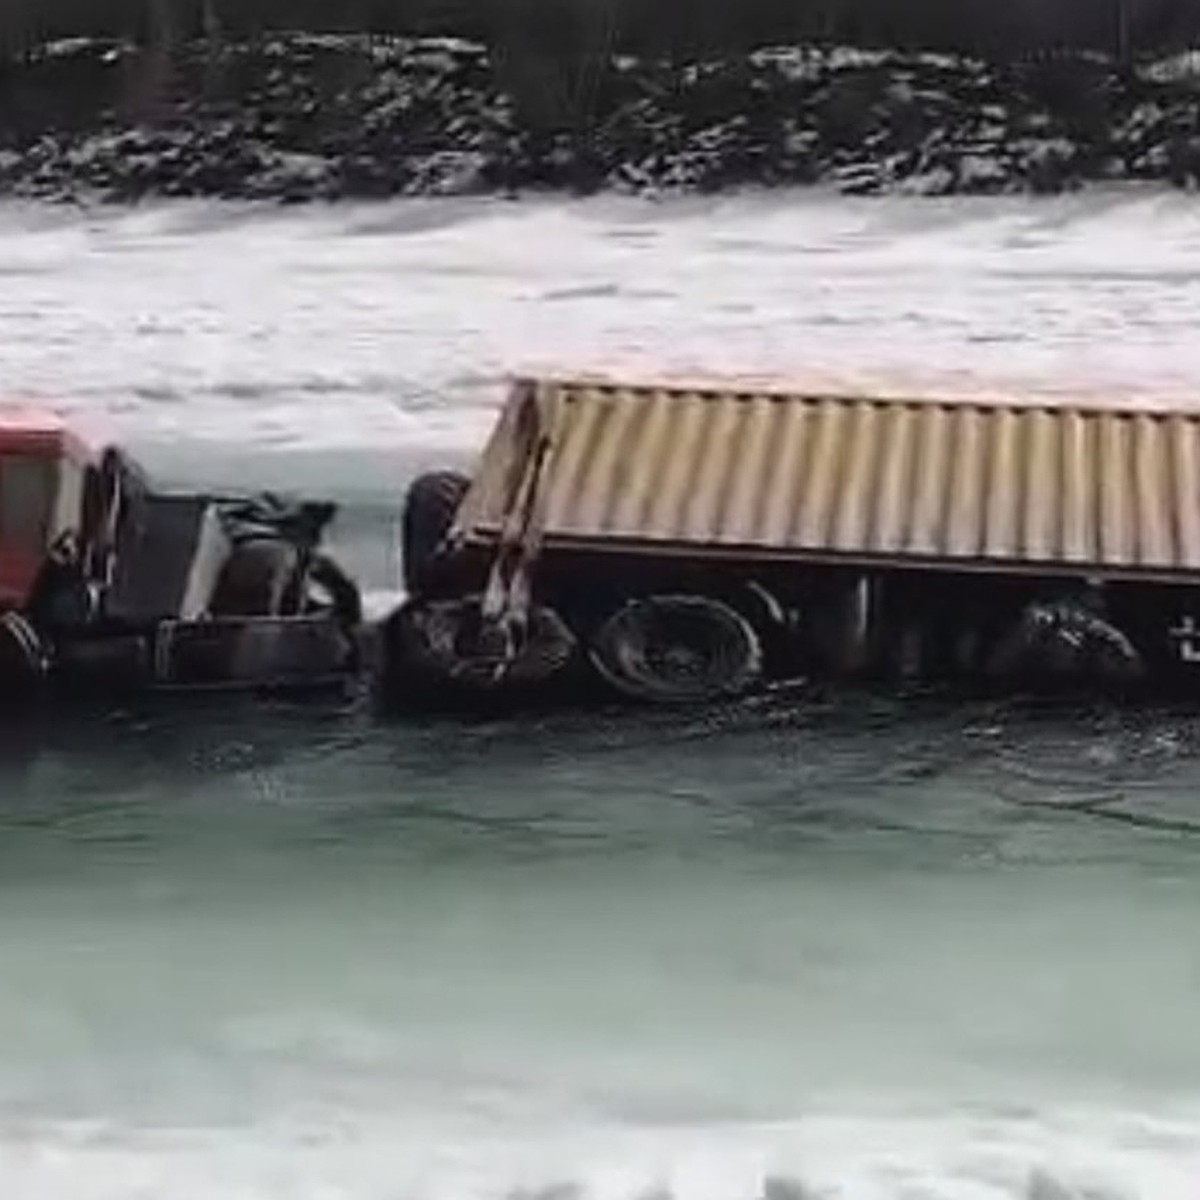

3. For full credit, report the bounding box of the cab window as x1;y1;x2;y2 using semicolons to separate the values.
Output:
0;455;58;548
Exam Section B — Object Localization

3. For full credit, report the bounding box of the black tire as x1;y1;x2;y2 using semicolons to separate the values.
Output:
402;471;470;597
0;611;46;703
720;579;798;677
985;601;1144;686
588;594;763;705
303;553;363;629
24;540;92;635
210;538;300;617
390;595;576;691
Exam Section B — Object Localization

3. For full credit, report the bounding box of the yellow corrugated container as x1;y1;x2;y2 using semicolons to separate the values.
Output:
449;376;1200;581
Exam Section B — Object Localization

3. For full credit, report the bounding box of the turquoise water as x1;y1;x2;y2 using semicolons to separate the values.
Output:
3;695;1200;1195
2;193;1200;1195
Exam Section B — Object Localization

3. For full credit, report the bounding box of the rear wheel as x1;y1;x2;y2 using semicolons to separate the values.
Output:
402;471;470;597
389;594;576;691
0;611;46;703
588;594;763;705
720;579;798;677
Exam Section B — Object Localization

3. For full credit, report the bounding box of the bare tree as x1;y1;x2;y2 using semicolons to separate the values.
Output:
492;0;623;140
8;0;1200;73
124;0;176;121
201;0;224;97
0;0;35;59
1116;0;1132;62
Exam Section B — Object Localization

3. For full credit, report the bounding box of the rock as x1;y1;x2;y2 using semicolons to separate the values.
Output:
245;150;336;202
957;151;1013;193
762;1176;824;1200
404;149;490;196
895;164;956;195
1167;135;1200;188
1144;50;1200;86
834;162;883;194
1019;136;1081;193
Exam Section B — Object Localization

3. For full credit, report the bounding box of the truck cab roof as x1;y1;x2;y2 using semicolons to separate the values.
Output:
0;406;99;461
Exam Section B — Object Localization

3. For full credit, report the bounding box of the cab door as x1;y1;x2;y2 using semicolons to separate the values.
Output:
0;453;60;608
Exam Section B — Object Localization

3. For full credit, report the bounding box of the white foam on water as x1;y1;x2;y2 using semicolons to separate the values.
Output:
360;587;406;623
1;1106;1198;1199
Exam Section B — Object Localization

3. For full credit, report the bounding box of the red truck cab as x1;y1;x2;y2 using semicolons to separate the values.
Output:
0;408;103;610
0;407;362;700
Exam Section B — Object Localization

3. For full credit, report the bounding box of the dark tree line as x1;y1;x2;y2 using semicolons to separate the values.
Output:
2;0;1199;60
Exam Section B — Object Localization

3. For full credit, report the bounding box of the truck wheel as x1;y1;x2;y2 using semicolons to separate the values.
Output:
588;594;763;705
721;579;798;676
0;611;46;701
390;595;575;690
402;471;470;597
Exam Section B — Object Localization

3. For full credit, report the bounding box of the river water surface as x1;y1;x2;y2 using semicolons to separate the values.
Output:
2;189;1200;1198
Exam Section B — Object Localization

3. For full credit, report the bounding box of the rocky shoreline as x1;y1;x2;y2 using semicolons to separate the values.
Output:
1;34;1199;203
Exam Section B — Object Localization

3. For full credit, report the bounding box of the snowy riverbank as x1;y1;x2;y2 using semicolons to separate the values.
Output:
1;35;1199;204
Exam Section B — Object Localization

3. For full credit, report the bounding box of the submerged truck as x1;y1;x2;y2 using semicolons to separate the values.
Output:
0;408;362;703
11;380;1200;715
383;374;1200;708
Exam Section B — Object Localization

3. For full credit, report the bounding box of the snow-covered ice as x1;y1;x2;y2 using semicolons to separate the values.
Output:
1;189;1198;490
